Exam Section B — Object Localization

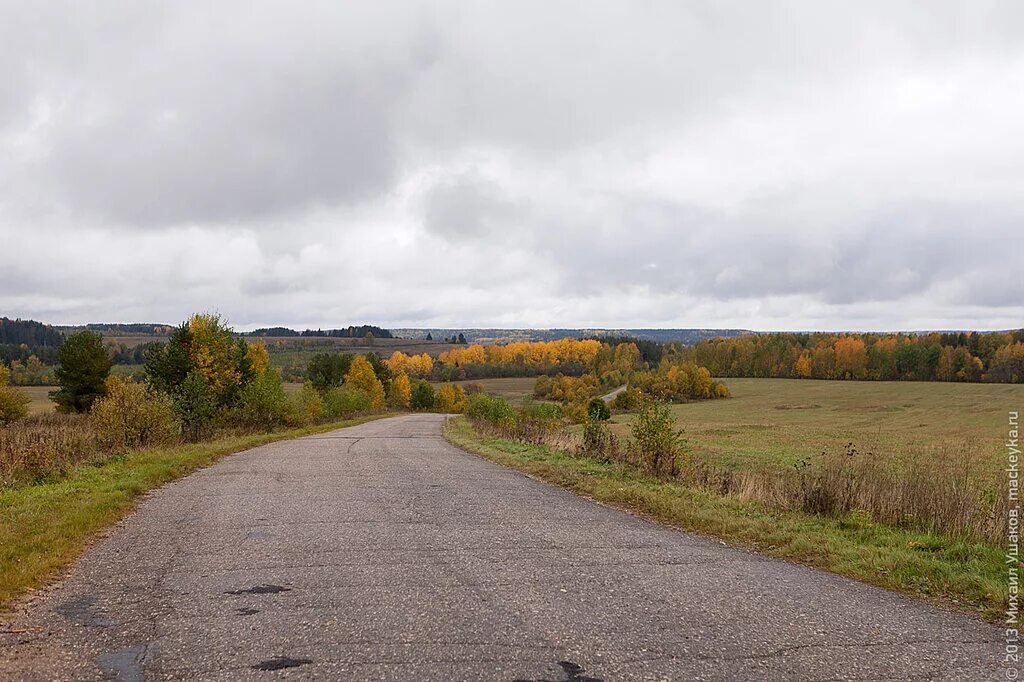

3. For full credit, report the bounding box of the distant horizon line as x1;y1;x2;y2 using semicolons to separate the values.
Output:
16;320;1018;336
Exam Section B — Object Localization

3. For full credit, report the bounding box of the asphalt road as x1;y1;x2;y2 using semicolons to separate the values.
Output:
0;414;1004;680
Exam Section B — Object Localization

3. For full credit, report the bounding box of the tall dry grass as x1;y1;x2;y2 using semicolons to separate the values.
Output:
0;414;100;486
473;409;1008;545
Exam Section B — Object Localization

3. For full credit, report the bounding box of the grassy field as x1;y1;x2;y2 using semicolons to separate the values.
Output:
434;377;538;401
445;417;1006;620
0;414;388;610
19;386;54;415
607;378;1022;473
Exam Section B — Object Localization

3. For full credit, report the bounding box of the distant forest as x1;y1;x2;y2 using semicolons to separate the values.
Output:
57;323;176;335
0;318;64;364
243;325;393;339
678;331;1024;383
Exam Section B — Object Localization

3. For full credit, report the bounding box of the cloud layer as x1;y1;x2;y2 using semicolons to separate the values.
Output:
2;1;1022;330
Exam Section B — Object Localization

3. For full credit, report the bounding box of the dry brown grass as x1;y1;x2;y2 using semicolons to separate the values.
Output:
477;411;1008;546
0;414;100;486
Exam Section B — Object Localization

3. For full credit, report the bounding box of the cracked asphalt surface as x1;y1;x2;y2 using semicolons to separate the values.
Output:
0;414;1004;680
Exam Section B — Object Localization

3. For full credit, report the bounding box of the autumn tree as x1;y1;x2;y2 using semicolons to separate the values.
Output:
0;364;30;425
435;383;467;413
834;337;868;379
186;314;248;401
345;355;385;409
793;352;812;378
387;372;412;409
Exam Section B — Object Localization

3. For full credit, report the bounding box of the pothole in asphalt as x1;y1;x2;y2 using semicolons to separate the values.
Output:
225;584;291;595
252;656;312;671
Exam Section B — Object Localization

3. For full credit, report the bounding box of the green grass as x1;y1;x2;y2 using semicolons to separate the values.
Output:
608;378;1024;472
0;414;387;609
445;417;1006;621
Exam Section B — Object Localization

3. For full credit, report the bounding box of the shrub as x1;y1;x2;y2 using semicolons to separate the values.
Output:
586;397;611;421
90;377;179;450
387;372;412;409
435;383;467;413
0;364;30;425
465;394;517;430
516;400;564;444
581;417;618;461
630;398;685;477
0;387;30;426
521;400;563;424
288;381;324;425
533;373;601;403
410;380;435;410
323;385;371;418
172;370;218;440
238;370;288;427
345;356;385;410
630;362;729;402
52;331;112;413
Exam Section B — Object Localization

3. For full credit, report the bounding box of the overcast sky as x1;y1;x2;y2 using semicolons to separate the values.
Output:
2;2;1022;331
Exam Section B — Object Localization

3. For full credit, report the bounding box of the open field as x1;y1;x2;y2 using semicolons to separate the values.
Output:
607;378;1022;473
20;386;55;415
434;377;538;401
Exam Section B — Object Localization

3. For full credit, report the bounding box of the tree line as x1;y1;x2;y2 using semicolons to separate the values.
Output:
0;318;63;365
674;331;1024;383
242;325;393;338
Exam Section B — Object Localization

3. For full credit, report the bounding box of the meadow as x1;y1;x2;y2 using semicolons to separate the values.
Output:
607;378;1020;473
433;377;538;401
20;386;54;415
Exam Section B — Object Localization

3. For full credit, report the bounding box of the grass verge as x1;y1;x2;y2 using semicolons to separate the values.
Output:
444;416;1006;622
0;414;387;610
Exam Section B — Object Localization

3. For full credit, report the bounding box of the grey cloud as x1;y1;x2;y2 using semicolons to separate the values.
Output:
422;174;524;239
6;3;441;226
1;1;1022;330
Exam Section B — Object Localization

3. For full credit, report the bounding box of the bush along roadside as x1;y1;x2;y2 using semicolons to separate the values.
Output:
445;409;1007;621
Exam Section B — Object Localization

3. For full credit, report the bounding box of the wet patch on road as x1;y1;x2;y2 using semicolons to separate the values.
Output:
55;594;113;628
96;644;147;682
235;607;260;616
252;656;312;671
225;584;291;595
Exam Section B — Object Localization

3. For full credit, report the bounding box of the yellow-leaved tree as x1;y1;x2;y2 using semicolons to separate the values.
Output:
187;314;242;397
793;352;813;378
435;383;467;413
246;342;271;376
387;372;412;409
345;355;385;410
0;364;31;425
